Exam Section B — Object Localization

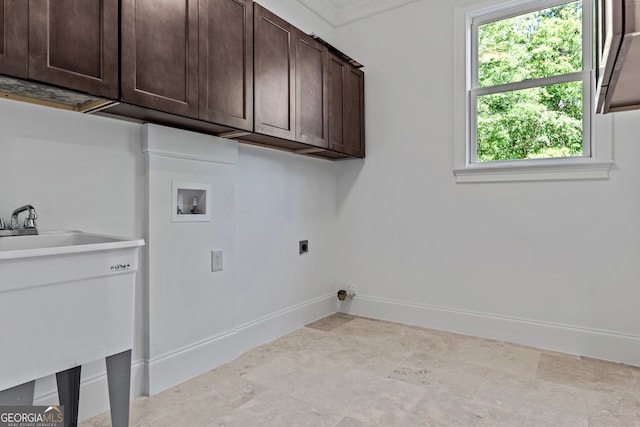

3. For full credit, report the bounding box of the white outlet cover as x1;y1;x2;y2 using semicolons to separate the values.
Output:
211;250;223;272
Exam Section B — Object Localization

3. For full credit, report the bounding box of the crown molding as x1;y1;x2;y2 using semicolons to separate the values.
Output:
298;0;420;27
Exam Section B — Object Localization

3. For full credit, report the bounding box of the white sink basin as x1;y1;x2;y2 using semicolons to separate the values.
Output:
0;230;142;258
0;230;144;392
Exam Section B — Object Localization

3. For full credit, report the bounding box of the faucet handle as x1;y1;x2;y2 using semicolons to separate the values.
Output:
24;210;37;228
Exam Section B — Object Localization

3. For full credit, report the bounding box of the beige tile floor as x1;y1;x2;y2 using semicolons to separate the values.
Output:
83;314;640;426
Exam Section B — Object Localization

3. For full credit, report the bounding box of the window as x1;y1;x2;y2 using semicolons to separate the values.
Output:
453;0;613;183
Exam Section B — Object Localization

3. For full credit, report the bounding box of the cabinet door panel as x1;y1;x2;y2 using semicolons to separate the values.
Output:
122;0;199;117
28;0;118;98
345;67;365;158
327;55;346;153
199;0;253;130
254;4;295;140
0;0;28;78
295;31;327;147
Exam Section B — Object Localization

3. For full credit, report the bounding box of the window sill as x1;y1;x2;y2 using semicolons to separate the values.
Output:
453;160;614;183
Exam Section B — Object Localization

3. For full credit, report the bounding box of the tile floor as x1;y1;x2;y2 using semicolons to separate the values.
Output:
83;314;640;426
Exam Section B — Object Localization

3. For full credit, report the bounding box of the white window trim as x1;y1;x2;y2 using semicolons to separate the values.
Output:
453;0;613;183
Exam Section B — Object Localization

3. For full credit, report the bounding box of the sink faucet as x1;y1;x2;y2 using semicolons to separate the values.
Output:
10;205;38;231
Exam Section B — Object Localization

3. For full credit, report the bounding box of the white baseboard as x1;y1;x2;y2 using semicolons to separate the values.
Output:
33;360;146;422
234;292;338;355
340;295;640;367
146;330;238;396
147;292;337;396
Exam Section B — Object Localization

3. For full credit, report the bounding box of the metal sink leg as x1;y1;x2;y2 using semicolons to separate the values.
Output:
106;350;132;427
56;366;81;427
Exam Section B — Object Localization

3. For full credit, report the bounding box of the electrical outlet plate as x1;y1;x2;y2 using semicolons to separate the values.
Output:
211;250;223;272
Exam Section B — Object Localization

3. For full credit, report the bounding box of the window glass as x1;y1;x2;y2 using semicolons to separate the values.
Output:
477;81;583;161
472;0;587;163
477;1;583;87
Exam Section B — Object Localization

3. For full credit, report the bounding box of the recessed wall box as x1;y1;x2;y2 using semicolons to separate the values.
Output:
172;182;211;222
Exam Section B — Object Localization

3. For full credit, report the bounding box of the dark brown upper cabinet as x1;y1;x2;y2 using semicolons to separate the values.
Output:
328;53;364;158
254;4;330;148
253;3;295;140
27;0;118;99
295;29;328;148
121;0;199;118
0;0;28;78
199;0;253;131
0;0;363;160
0;0;117;98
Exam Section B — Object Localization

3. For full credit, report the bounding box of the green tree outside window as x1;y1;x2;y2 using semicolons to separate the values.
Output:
476;1;584;162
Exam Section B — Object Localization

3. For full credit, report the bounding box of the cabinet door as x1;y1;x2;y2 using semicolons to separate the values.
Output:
28;0;118;98
295;30;328;147
327;54;347;153
328;54;365;158
345;66;365;158
122;0;199;118
0;0;28;78
199;0;253;131
254;4;295;140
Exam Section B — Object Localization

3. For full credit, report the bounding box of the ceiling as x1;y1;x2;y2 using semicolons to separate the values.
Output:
326;0;364;7
297;0;420;27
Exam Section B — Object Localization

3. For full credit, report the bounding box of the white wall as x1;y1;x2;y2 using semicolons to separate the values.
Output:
236;145;338;324
143;126;239;395
0;98;145;419
0;99;143;236
141;128;338;396
334;0;640;365
0;68;337;420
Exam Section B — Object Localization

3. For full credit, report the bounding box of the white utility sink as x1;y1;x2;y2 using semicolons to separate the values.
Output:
0;230;145;392
0;230;142;257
